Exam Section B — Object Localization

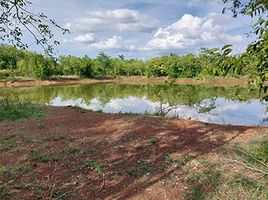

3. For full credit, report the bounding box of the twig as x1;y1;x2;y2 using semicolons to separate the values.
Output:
98;172;105;191
225;158;268;175
225;147;268;168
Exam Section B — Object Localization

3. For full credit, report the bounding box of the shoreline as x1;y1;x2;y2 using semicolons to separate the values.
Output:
0;76;250;88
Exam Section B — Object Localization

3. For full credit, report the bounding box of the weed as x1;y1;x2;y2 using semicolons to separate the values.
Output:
84;159;102;173
83;147;97;155
67;105;88;113
126;159;157;177
0;185;11;199
150;137;158;145
44;135;66;142
249;140;268;163
0;165;6;176
185;169;220;200
0;135;17;152
163;153;195;167
65;147;80;155
52;189;68;199
30;149;59;163
228;174;261;190
37;123;46;129
11;165;30;178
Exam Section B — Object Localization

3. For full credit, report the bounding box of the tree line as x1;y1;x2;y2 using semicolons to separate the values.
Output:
0;44;259;80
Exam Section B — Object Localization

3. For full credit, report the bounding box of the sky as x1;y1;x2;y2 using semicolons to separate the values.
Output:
27;0;256;59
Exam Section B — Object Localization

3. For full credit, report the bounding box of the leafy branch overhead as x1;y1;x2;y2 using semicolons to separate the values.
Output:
222;0;268;98
0;0;69;55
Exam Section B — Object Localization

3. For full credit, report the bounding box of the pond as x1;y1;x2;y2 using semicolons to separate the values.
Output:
4;83;268;126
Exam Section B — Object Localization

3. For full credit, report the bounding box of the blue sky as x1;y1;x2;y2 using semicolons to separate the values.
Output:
28;0;255;59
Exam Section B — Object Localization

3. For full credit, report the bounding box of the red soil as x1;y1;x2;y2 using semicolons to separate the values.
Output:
0;106;266;199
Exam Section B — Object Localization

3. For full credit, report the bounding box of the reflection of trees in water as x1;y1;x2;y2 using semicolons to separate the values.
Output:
5;83;262;108
194;98;217;114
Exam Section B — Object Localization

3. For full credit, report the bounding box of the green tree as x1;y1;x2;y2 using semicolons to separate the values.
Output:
222;0;268;98
0;0;68;55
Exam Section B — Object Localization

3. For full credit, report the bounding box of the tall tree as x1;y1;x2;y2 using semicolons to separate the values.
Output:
0;0;68;55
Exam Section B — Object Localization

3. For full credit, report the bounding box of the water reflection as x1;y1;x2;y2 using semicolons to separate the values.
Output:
4;83;268;126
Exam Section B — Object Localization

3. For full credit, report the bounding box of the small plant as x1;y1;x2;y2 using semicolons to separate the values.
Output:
65;147;80;155
30;149;59;163
126;159;157;177
0;135;17;152
44;135;66;142
37;123;46;129
0;165;6;176
150;137;158;145
185;169;220;200
11;165;30;178
84;159;102;173
67;105;88;113
163;153;194;167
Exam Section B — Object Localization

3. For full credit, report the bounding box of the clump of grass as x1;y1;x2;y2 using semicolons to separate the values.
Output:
0;135;17;152
164;153;195;167
44;135;66;142
228;173;261;190
248;140;268;163
0;165;6;176
52;189;68;199
0;91;44;121
30;149;59;163
11;165;30;178
67;105;88;113
150;137;158;145
37;123;46;129
185;169;220;200
65;147;80;155
126;159;157;177
84;159;102;173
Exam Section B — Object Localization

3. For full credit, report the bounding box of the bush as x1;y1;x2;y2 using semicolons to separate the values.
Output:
0;91;45;121
0;69;11;79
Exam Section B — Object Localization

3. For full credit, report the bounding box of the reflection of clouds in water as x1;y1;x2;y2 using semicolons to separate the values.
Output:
91;97;158;114
49;96;268;126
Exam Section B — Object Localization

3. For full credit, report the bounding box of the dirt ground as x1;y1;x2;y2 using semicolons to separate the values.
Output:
0;76;251;88
0;106;267;200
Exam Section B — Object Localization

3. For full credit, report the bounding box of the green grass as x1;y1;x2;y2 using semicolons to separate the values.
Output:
84;159;102;173
0;135;17;152
185;169;220;200
150;137;158;145
30;149;60;163
0;103;44;121
164;153;195;167
11;165;30;178
64;147;80;155
126;159;157;177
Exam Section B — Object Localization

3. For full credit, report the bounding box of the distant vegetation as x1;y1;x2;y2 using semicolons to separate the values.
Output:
0;45;257;80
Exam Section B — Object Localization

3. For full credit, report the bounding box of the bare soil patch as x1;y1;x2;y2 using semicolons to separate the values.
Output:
0;106;267;199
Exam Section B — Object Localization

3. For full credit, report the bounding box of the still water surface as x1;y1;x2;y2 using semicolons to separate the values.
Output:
8;83;268;126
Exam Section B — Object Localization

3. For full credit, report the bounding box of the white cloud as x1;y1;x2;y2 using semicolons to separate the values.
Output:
88;36;142;51
146;13;243;50
73;33;95;43
89;36;123;49
66;9;159;33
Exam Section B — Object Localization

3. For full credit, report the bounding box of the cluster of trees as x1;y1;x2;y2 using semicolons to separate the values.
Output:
0;44;259;80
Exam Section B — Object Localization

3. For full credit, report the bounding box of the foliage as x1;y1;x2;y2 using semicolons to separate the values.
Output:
0;0;68;55
222;0;268;98
0;90;44;121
